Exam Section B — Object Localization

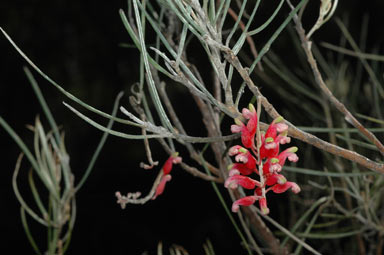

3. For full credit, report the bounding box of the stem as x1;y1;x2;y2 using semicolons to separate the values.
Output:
289;2;384;156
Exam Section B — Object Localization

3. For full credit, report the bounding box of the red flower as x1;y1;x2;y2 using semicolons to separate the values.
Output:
265;173;287;186
263;157;282;173
260;136;280;159
231;104;258;149
225;104;300;214
225;175;261;189
234;150;257;170
228;145;246;156
153;153;182;200
232;196;258;213
260;117;290;159
231;119;255;149
229;163;255;176
228;146;258;175
152;174;172;200
242;104;258;135
162;152;182;175
271;181;301;194
278;147;299;167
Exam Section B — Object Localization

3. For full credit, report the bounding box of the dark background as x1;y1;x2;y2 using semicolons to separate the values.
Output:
1;1;383;254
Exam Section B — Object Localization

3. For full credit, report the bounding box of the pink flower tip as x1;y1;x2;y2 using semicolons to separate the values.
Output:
235;153;248;163
276;123;288;133
242;108;253;119
279;136;291;144
242;104;257;119
232;203;240;213
225;178;238;189
228;145;244;156
264;137;276;149
288;153;299;162
291;182;301;193
231;124;242;133
228;169;240;176
172;156;182;164
270;164;282;173
231;196;257;212
264;142;277;150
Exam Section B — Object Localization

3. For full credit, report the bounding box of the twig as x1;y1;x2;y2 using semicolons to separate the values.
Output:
179;162;222;182
287;124;384;174
115;170;163;207
226;6;263;70
139;126;159;169
256;206;322;255
190;152;221;177
157;137;222;182
128;87;159;170
288;1;384;156
332;200;384;233
232;189;290;255
320;42;384;62
153;65;196;156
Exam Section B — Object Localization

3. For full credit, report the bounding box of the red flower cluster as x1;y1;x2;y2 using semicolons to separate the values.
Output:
225;104;300;214
152;152;182;200
115;153;182;209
